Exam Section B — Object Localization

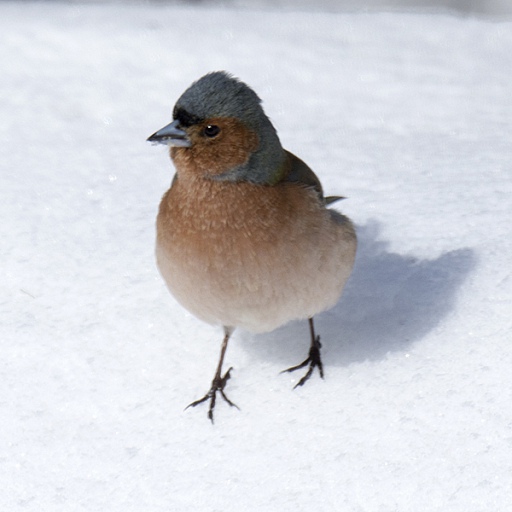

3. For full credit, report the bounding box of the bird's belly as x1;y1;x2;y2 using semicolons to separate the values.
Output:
155;215;355;333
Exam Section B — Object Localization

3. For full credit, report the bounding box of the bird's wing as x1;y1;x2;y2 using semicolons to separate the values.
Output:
325;195;345;205
281;150;324;201
281;150;345;206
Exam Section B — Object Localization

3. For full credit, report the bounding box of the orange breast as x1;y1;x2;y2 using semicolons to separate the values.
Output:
156;174;356;331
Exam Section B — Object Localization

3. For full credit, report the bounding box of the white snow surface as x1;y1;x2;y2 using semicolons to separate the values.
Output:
2;3;512;511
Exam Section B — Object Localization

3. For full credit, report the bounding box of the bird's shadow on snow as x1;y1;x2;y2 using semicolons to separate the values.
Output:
240;220;477;367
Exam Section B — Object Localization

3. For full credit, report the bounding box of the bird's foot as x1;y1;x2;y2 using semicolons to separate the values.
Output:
185;367;239;423
281;335;324;388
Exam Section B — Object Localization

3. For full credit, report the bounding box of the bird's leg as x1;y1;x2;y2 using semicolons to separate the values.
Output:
281;317;324;388
186;326;239;423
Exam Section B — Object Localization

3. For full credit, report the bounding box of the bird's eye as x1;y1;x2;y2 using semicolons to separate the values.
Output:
203;125;220;138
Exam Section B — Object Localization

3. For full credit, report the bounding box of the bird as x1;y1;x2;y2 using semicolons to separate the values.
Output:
147;71;357;422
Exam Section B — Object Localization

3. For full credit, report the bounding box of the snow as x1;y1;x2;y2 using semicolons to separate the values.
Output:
2;2;512;511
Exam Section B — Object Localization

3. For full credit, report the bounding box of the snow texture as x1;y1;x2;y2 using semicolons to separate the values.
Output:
1;3;512;511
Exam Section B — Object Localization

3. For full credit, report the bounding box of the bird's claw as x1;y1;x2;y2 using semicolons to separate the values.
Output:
281;336;324;388
185;367;239;423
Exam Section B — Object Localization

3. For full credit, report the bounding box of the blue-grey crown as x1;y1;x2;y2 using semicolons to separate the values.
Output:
174;71;264;127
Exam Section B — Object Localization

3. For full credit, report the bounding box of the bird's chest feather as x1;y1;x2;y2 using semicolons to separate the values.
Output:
156;177;309;282
155;174;354;330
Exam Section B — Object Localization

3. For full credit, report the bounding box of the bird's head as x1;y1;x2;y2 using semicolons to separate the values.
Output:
148;72;286;184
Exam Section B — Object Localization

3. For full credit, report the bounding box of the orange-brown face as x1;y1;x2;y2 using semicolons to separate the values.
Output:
170;117;260;179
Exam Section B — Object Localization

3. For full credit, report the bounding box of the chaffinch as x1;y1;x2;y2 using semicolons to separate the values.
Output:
148;71;357;422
